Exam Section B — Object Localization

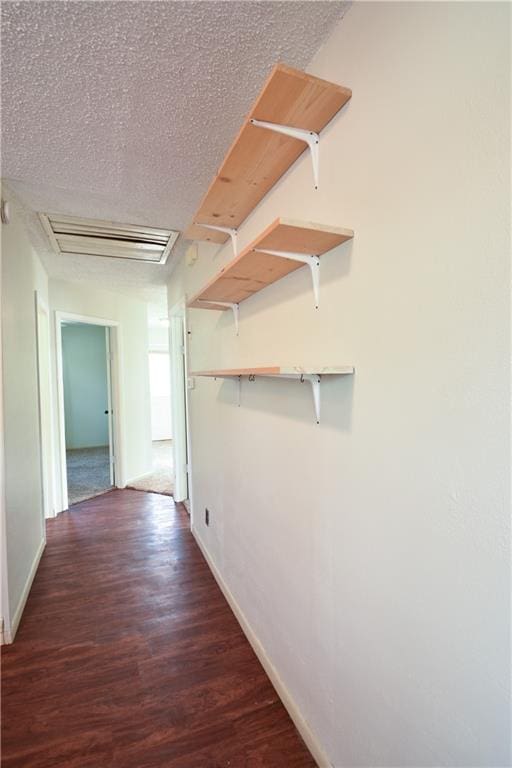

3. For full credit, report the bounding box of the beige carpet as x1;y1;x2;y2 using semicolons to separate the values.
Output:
127;440;174;496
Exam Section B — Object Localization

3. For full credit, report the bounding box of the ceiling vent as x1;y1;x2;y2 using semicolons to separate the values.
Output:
39;213;179;264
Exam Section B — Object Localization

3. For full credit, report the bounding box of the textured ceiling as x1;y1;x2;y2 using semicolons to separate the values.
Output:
1;0;349;306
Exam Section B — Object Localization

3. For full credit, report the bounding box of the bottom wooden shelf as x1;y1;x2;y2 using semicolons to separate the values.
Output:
191;366;354;422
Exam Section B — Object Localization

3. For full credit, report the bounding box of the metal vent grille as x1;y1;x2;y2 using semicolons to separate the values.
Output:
39;213;179;264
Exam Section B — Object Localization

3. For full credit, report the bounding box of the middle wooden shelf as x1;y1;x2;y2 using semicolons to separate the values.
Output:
187;217;354;328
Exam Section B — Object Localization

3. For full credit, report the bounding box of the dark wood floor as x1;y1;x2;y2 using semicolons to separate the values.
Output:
1;490;315;768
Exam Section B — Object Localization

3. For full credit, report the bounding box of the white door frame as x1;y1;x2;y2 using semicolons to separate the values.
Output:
169;298;193;516
104;328;115;486
0;271;10;643
54;311;124;512
35;291;56;518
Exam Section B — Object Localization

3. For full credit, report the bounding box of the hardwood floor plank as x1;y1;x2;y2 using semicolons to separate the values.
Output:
1;490;315;767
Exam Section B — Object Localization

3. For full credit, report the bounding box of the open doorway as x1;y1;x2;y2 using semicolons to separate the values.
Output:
55;313;120;509
126;307;174;496
149;348;173;478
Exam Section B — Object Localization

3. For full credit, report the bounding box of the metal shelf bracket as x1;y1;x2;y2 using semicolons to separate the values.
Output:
195;222;238;256
301;374;322;424
214;373;242;406
249;119;320;189
253;249;320;308
197;300;239;335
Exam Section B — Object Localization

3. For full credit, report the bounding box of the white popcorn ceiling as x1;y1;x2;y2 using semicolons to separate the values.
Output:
1;0;349;307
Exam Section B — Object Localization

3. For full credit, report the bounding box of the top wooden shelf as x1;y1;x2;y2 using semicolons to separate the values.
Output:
184;63;352;244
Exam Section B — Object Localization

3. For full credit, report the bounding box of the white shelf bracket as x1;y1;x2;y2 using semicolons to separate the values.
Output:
195;222;238;256
250;118;320;189
253;249;320;308
302;374;322;424
213;374;242;406
197;300;239;335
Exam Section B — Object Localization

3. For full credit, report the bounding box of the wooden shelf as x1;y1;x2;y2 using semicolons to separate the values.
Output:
188;218;353;311
191;366;354;423
184;64;351;244
192;366;354;378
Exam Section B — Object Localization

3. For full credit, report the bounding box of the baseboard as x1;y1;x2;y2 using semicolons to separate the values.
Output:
8;536;45;642
191;526;332;768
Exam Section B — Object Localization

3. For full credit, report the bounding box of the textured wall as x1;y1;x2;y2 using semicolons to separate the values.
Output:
169;3;510;765
1;195;47;629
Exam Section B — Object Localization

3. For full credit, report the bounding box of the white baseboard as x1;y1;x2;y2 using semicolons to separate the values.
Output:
191;526;332;768
8;536;45;642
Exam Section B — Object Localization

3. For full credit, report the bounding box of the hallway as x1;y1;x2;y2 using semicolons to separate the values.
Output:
1;490;314;767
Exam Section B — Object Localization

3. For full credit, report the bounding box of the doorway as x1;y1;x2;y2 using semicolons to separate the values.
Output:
124;311;174;497
55;313;120;510
149;349;173;484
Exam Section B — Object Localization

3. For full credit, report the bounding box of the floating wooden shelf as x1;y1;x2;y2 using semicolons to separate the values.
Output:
192;366;354;423
184;64;351;245
192;367;354;378
188;218;353;320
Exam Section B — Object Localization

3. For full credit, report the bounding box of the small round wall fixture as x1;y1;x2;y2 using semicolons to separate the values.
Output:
0;199;10;225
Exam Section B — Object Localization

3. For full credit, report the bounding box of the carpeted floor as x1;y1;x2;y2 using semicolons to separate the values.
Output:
67;441;173;506
66;445;112;506
127;440;174;496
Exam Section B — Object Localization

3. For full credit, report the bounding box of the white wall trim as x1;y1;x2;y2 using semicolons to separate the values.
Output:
55;311;120;328
191;526;332;768
54;311;124;511
35;291;57;518
0;245;11;643
169;298;191;504
7;536;45;643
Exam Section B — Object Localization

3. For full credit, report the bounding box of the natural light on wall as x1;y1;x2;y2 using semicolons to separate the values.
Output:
149;352;172;441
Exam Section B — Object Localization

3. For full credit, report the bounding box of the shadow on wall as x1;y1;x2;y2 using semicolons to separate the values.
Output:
215;373;354;432
210;238;354;332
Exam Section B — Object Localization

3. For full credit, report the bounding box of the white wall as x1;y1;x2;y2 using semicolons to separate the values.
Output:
62;323;109;449
49;280;152;491
169;3;510;766
1;195;47;640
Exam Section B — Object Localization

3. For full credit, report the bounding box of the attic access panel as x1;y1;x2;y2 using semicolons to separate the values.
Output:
39;213;180;264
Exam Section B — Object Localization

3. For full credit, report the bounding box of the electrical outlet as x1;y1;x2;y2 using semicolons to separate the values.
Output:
205;508;210;526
